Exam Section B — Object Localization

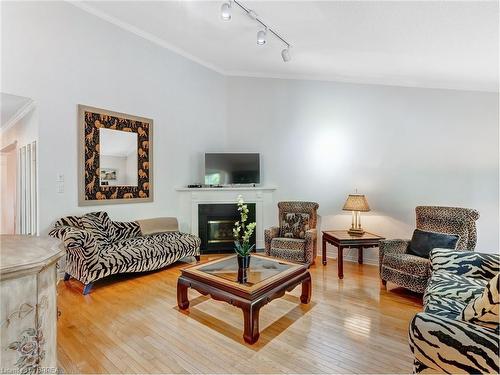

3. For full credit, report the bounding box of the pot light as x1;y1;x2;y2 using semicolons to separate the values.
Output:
257;28;267;45
221;1;232;21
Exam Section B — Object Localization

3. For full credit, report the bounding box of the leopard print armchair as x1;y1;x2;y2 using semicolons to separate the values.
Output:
264;201;319;265
379;206;480;293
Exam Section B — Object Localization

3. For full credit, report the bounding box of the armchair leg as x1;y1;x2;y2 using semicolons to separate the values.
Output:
381;279;387;288
63;272;71;281
194;255;201;262
83;283;94;295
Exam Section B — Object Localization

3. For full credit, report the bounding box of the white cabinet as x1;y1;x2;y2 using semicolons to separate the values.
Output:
0;235;64;374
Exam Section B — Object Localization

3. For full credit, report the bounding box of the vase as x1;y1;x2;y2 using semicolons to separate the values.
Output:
237;268;248;284
237;254;251;269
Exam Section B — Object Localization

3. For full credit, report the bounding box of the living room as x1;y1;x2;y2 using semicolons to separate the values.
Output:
0;1;498;374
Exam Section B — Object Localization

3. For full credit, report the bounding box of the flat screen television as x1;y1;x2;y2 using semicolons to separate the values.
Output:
204;153;260;186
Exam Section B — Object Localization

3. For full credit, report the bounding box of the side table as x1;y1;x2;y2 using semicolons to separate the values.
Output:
322;230;385;279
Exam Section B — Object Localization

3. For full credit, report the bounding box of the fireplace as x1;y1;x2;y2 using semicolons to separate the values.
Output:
198;203;256;254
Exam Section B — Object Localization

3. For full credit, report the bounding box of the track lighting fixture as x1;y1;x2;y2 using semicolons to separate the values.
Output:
281;46;291;62
220;0;292;62
257;28;267;46
220;1;232;21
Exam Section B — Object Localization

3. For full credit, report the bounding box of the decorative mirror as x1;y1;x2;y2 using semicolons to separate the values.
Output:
78;105;153;205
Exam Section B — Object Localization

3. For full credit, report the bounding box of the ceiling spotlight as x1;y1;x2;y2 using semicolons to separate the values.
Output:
281;46;291;62
221;1;232;21
257;28;267;45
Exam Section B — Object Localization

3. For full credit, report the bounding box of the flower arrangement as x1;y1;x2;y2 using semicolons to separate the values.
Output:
233;195;256;258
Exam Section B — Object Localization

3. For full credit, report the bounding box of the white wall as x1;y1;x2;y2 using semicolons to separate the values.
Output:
226;77;499;259
2;2;498;260
1;1;227;233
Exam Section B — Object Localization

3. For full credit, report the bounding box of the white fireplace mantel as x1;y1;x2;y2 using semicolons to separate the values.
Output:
175;186;277;250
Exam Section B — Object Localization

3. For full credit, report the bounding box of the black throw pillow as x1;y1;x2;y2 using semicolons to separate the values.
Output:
407;229;460;258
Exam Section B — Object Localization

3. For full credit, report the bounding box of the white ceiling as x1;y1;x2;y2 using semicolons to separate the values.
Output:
78;1;499;92
1;93;33;128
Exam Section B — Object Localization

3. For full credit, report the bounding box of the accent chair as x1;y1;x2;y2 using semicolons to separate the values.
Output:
264;201;319;265
409;248;499;374
379;206;480;293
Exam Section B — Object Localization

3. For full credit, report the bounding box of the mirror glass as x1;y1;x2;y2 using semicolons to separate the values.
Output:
99;128;138;186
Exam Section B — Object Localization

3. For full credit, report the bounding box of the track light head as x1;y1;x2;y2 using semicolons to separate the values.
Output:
281;46;291;62
257;28;267;45
221;1;231;21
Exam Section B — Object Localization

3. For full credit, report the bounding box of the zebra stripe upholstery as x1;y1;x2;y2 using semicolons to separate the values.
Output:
49;212;200;292
380;206;480;293
409;248;500;374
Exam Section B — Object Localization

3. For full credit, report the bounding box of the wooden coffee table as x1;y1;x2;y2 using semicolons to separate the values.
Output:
322;230;385;279
177;254;311;344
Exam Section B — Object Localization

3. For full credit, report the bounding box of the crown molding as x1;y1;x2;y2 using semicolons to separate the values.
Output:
68;1;227;76
224;70;499;93
1;99;35;134
66;1;498;94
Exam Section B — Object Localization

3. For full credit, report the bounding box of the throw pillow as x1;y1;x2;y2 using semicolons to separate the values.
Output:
280;212;310;239
81;211;116;247
461;273;499;329
407;229;460;258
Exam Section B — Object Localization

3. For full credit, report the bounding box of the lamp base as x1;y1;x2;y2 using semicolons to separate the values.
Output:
348;227;365;236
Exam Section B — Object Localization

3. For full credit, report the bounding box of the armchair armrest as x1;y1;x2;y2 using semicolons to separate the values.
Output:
379;239;410;273
304;229;317;264
264;226;280;256
49;226;99;261
409;312;499;374
430;248;500;280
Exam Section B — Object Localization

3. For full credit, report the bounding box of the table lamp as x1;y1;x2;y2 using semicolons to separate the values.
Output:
343;193;370;236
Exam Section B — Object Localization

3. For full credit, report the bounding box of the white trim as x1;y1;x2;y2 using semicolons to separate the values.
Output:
1;100;35;134
68;1;226;76
224;70;499;93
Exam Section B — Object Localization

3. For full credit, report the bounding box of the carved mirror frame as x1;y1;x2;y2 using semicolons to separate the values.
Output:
78;105;153;206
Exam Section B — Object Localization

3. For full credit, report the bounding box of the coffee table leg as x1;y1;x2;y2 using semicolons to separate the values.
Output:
358;247;363;264
338;246;344;279
300;273;312;304
242;303;260;344
177;279;189;310
322;236;327;265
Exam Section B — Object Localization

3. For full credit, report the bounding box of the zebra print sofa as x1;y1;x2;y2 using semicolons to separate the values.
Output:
49;212;201;294
409;248;499;374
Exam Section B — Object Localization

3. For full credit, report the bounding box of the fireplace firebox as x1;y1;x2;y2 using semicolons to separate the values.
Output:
198;203;256;254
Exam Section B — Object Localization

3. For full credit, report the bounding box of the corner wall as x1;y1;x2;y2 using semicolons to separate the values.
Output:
226;77;499;259
1;1;227;233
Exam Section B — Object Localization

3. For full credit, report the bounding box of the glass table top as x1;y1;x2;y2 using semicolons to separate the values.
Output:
196;256;295;286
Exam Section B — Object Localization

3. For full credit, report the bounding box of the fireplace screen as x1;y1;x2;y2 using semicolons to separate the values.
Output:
207;220;235;244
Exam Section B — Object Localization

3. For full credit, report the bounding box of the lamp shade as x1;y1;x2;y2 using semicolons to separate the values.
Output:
342;194;370;212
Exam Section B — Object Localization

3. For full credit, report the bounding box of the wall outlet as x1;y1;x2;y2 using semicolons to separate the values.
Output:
56;173;64;182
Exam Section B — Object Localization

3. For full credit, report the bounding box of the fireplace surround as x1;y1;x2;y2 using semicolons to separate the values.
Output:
175;186;277;251
198;203;256;253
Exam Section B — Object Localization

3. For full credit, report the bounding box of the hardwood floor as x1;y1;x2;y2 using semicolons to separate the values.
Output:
57;255;422;374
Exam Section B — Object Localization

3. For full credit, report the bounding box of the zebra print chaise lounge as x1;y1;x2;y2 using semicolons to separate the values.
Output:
409;248;500;374
49;212;201;294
